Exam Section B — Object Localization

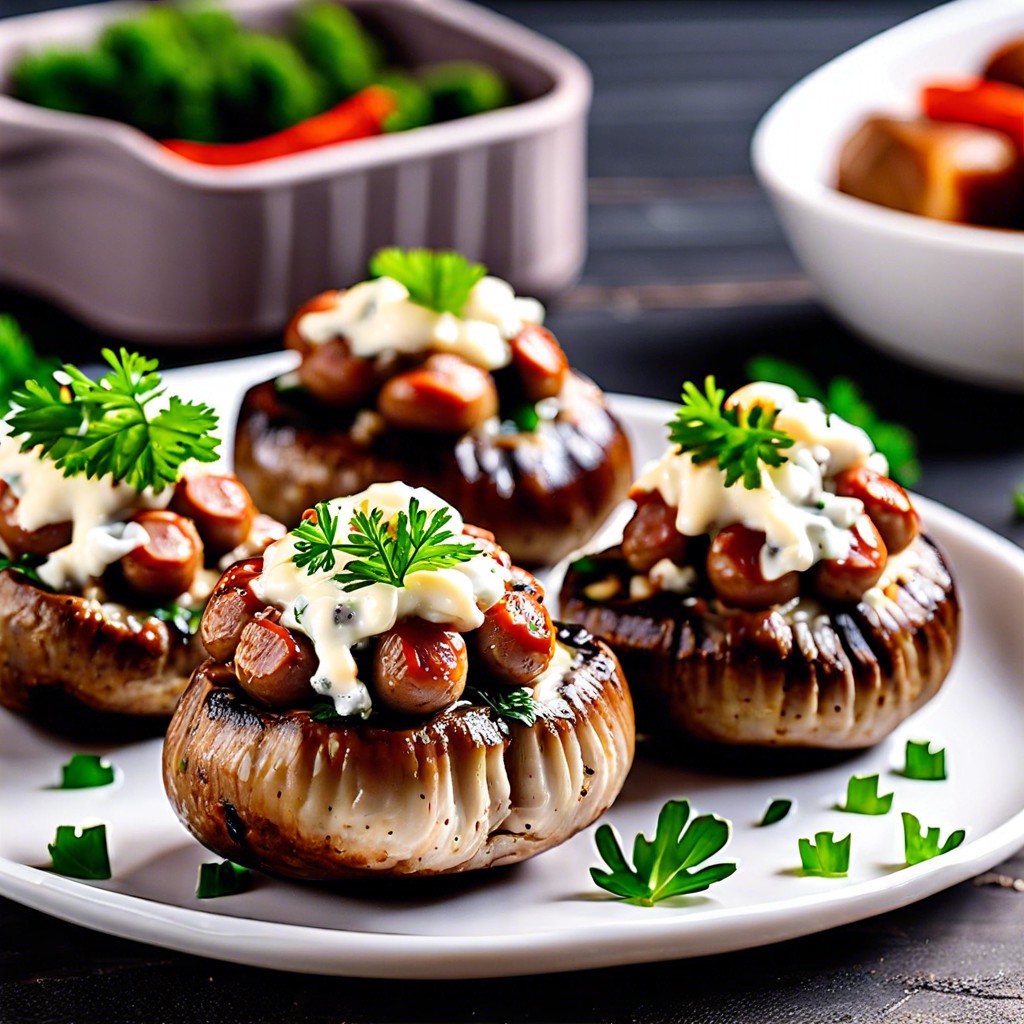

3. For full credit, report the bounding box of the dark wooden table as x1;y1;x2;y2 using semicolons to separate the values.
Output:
2;2;1023;1022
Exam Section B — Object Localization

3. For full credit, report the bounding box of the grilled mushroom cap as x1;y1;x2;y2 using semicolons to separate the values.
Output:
162;625;634;879
559;535;958;751
234;372;633;567
0;570;202;732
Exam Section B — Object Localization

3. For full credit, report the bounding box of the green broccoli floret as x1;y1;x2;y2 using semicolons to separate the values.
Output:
373;69;432;132
217;32;327;140
9;47;119;117
293;1;382;101
420;60;509;121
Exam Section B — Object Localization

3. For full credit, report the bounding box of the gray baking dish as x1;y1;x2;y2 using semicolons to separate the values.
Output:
0;0;590;343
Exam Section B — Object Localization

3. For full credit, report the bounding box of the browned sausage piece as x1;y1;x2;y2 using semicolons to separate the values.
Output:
171;474;256;557
373;618;468;716
622;492;689;573
833;466;919;555
475;590;554;686
462;523;512;571
284;290;343;356
706;524;800;610
0;480;72;558
246;513;287;553
200;557;266;661
235;616;319;708
377;354;498;433
813;516;888;603
297;337;377;407
120;510;203;601
510;324;569;402
509;564;544;600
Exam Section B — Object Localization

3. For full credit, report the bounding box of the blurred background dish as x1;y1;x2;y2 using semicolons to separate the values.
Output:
0;0;590;343
752;0;1024;391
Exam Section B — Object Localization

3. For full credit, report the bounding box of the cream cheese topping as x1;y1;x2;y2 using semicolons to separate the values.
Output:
0;433;169;590
634;383;888;580
296;275;545;371
253;482;511;717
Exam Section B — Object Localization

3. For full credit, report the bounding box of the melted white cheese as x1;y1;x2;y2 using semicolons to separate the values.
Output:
253;482;511;717
633;383;889;580
296;275;545;371
0;433;169;590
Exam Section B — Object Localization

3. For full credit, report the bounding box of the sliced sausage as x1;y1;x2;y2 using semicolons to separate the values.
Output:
297;337;377;408
0;481;72;558
171;474;256;557
833;465;919;555
235;615;318;708
706;524;799;610
462;523;512;570
200;558;266;661
120;510;203;601
622;492;689;573
377;354;498;433
475;589;554;686
509;564;544;600
284;290;343;356
510;324;569;402
246;513;287;554
813;516;888;603
373;618;468;716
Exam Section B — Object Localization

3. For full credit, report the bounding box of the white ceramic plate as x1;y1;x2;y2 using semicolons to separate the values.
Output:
1;354;1022;979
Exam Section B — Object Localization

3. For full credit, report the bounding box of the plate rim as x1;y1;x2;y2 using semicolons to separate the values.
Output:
1;379;1022;979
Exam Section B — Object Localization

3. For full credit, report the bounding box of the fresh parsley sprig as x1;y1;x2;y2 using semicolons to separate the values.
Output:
332;497;477;592
669;377;794;489
837;774;893;815
901;740;947;781
902;812;965;866
369;247;487;316
7;348;219;493
591;799;736;906
196;859;251;898
48;823;111;879
465;685;539;727
798;831;851;877
746;356;920;486
0;315;59;415
292;502;347;575
758;798;793;827
56;754;115;790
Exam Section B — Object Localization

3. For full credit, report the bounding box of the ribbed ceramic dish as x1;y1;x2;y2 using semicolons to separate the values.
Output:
0;0;590;343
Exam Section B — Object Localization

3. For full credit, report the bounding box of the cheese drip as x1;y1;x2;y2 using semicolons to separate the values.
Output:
296;275;545;371
253;482;511;717
0;433;169;590
633;382;889;580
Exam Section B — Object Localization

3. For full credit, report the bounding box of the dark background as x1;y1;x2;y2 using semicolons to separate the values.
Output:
2;2;1023;1022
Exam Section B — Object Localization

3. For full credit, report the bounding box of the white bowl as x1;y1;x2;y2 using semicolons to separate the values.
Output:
752;0;1024;391
0;0;590;344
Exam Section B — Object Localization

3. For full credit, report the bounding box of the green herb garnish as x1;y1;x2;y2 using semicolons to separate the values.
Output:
1013;482;1024;520
902;812;965;866
466;685;538;727
309;700;344;723
758;798;793;827
56;754;115;790
8;348;219;493
369;248;487;316
0;552;46;586
669;377;794;489
196;859;251;898
837;774;893;815
152;602;204;637
331;497;477;592
0;316;59;416
591;799;736;905
48;824;111;879
798;831;851;877
569;556;597;575
509;403;540;433
746;357;920;486
901;740;947;781
292;502;347;574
